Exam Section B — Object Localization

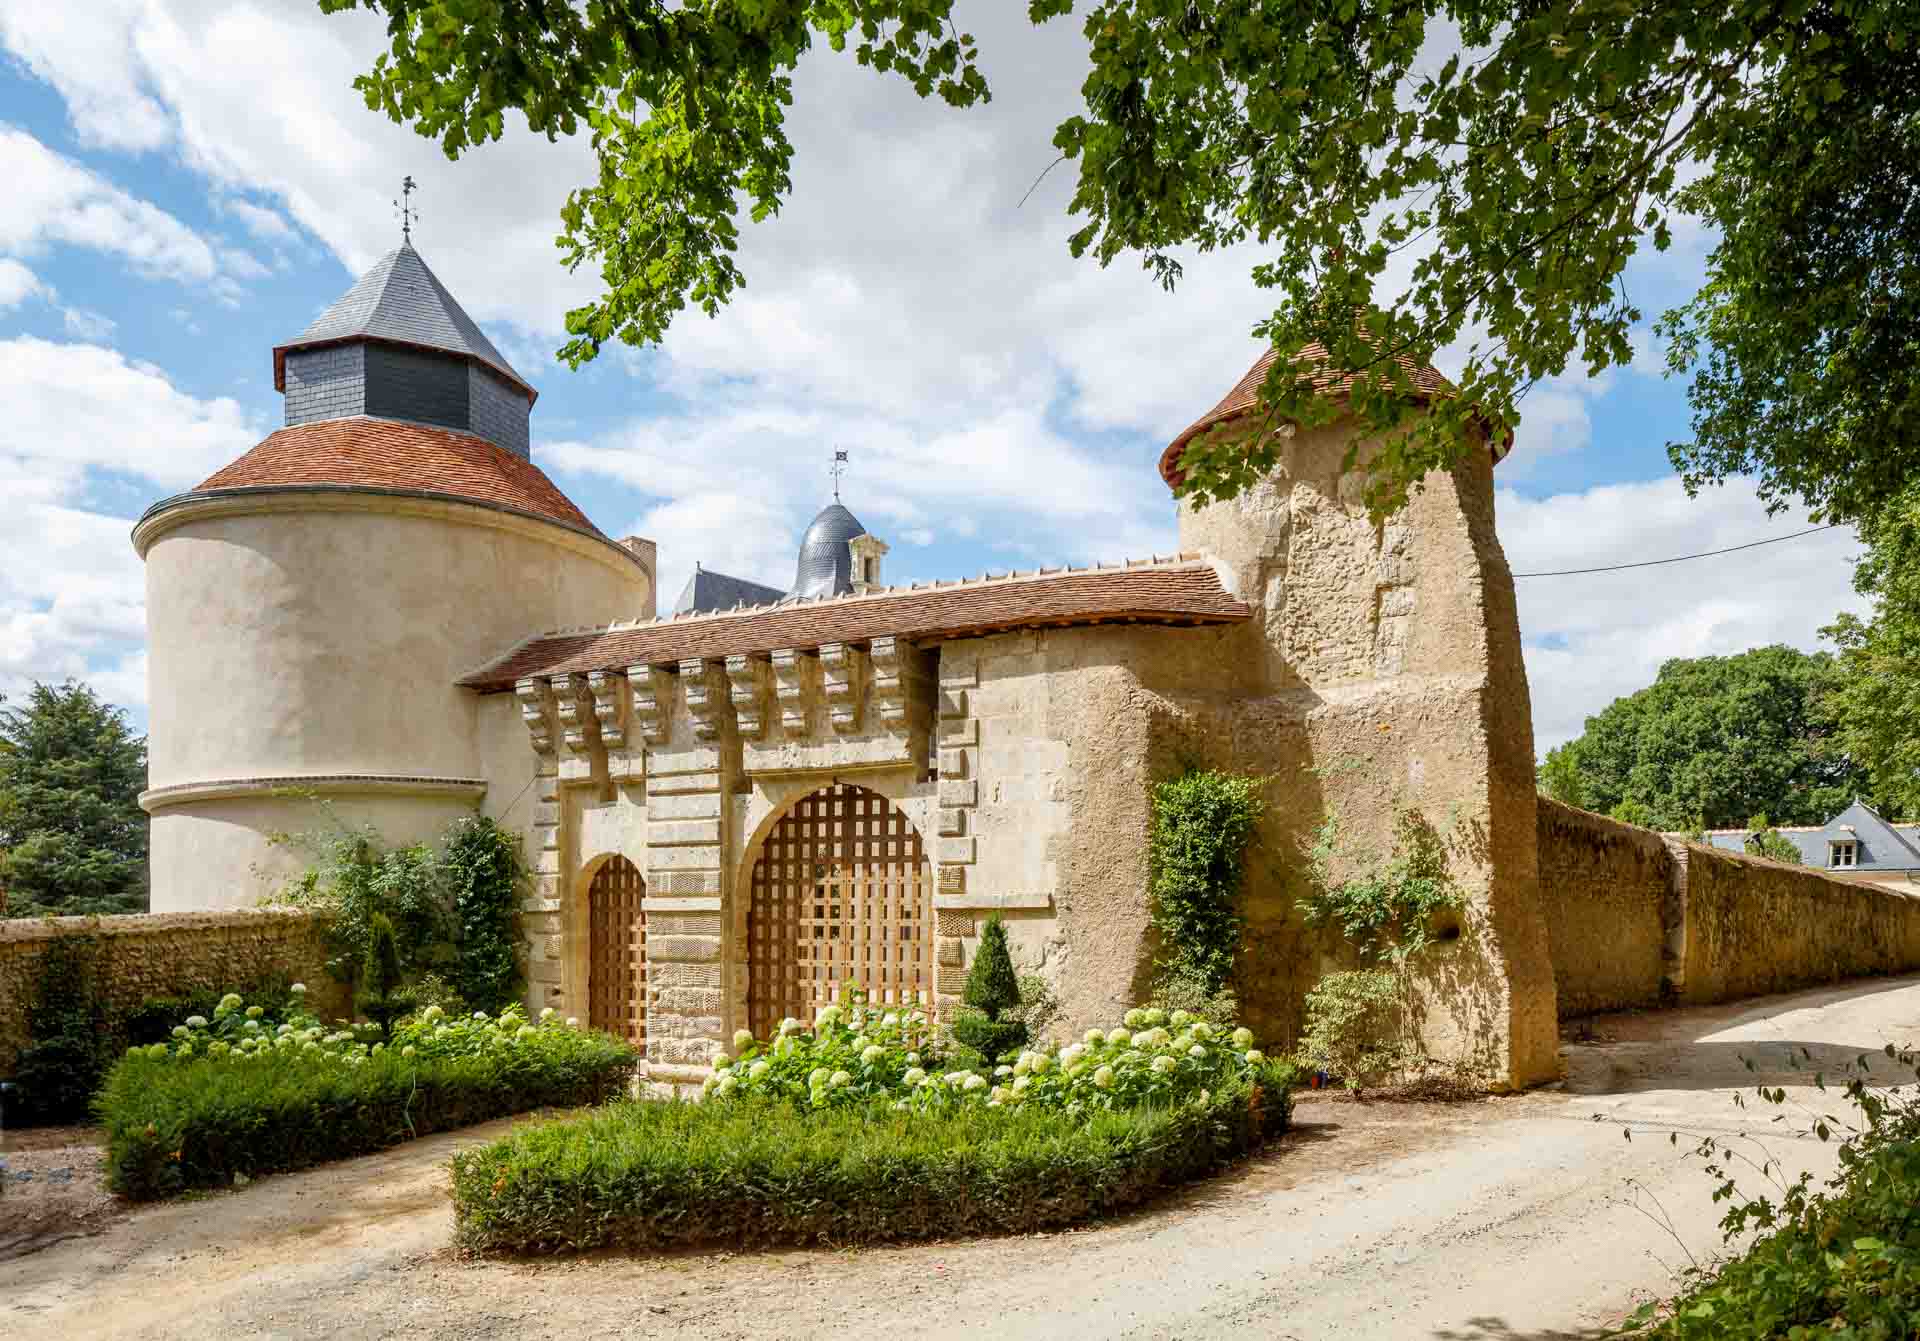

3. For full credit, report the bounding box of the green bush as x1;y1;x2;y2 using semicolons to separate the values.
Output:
1624;1049;1920;1339
11;932;110;1125
1147;769;1265;997
98;1000;637;1199
354;912;407;1038
950;1008;1029;1064
441;815;526;1012
450;1069;1294;1254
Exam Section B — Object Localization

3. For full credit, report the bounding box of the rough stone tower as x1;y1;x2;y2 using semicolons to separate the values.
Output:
135;243;656;911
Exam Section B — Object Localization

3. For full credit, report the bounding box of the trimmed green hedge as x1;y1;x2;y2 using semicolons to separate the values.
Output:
450;1066;1293;1254
100;1040;636;1200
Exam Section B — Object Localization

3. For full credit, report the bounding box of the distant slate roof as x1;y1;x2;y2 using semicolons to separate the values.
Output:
793;502;868;599
460;554;1250;691
674;566;788;616
271;242;534;402
1703;800;1920;873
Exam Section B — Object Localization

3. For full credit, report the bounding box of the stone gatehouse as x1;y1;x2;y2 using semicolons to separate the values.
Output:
138;243;1562;1091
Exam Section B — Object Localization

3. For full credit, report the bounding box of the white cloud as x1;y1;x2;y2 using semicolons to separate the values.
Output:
0;257;45;309
0;336;262;492
0;0;171;152
0;124;256;300
61;306;116;340
1502;478;1866;753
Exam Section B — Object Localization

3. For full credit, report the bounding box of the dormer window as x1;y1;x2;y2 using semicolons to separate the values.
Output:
1831;839;1858;869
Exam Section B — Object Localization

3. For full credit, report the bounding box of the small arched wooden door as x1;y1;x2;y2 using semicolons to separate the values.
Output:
586;855;646;1050
747;782;934;1037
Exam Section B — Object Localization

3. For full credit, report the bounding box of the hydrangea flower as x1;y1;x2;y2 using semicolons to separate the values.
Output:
172;1025;189;1039
830;1070;853;1088
473;1011;487;1020
711;1051;731;1070
814;1004;844;1028
779;1017;803;1036
989;1085;1013;1104
1244;1049;1266;1065
1231;1027;1255;1049
1060;1044;1086;1068
1188;1044;1207;1059
1151;1055;1176;1074
1107;1028;1132;1047
1191;1022;1215;1040
208;1041;230;1057
179;1044;196;1058
1141;1008;1168;1028
1012;1056;1032;1077
715;1074;739;1096
245;1005;264;1020
962;1074;988;1092
749;1059;771;1079
541;1007;557;1020
422;1005;443;1022
1123;1008;1148;1029
1030;1053;1054;1075
1084;1029;1106;1045
996;1064;1015;1078
1012;1074;1031;1093
861;1045;884;1065
517;1025;537;1039
734;1028;755;1050
809;1067;832;1089
219;993;243;1011
243;1020;260;1032
1092;1065;1115;1089
185;1016;209;1029
1169;1010;1194;1028
567;1018;580;1028
402;1045;416;1058
905;1052;920;1067
290;983;307;996
903;1067;927;1086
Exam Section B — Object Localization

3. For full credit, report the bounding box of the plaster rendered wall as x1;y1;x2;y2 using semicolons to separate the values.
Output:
140;496;651;914
0;911;349;1076
1535;798;1675;1016
1679;844;1920;1004
921;417;1557;1089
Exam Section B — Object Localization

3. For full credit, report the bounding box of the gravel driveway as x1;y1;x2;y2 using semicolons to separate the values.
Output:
7;973;1919;1340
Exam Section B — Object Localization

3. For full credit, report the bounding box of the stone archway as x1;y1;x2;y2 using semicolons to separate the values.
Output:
586;855;646;1049
747;782;935;1037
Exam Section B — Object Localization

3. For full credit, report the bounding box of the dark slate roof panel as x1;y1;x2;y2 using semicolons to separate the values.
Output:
674;567;788;615
276;243;529;397
793;502;867;598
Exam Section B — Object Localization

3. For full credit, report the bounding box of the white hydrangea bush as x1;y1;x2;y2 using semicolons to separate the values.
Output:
707;996;1283;1115
131;988;610;1071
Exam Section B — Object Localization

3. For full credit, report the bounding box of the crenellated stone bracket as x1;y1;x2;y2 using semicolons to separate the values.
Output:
587;669;630;750
772;648;819;736
820;641;868;734
680;658;731;742
515;676;559;755
630;663;676;746
725;653;772;740
871;635;933;735
555;674;604;756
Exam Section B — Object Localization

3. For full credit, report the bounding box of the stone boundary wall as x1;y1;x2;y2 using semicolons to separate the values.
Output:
1537;797;1920;1017
1678;843;1920;1004
0;910;347;1076
1536;798;1678;1017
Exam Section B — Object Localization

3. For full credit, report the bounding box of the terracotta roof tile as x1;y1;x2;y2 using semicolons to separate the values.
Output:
193;418;600;535
461;557;1249;691
1159;342;1511;490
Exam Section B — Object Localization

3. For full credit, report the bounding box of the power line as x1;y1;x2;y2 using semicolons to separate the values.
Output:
1512;524;1845;578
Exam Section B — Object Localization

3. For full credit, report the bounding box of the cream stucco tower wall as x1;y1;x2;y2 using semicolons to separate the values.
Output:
137;243;655;912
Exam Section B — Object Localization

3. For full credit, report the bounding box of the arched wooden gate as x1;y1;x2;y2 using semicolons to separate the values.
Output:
747;783;934;1037
586;855;646;1050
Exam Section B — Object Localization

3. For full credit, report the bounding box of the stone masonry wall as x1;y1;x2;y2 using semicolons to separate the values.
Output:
0;910;347;1076
1679;843;1920;1003
1536;798;1676;1016
1536;798;1920;1015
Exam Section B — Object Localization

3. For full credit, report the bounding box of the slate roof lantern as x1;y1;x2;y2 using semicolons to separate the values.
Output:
270;241;537;459
792;502;869;600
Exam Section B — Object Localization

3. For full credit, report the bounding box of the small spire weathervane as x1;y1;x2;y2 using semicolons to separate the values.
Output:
831;448;849;501
394;175;419;242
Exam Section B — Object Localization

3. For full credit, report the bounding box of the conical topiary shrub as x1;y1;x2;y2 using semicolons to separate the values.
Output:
951;913;1028;1062
355;912;408;1039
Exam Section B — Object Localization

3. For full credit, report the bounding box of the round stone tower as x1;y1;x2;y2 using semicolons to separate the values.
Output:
136;242;656;911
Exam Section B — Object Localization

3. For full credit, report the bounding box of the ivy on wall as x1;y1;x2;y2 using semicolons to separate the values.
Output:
1146;770;1266;1010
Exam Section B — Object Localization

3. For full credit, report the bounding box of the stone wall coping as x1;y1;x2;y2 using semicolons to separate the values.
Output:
141;773;488;813
0;908;324;945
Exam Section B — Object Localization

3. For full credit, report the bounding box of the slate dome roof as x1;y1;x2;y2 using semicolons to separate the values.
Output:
791;502;868;599
271;241;534;402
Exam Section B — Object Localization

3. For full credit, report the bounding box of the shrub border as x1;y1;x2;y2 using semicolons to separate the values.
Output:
450;1068;1293;1255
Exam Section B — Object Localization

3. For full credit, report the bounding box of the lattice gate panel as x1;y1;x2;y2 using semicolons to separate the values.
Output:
748;783;933;1038
587;856;646;1051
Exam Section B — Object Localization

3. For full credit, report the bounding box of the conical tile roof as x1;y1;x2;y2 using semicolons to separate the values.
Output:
272;241;533;401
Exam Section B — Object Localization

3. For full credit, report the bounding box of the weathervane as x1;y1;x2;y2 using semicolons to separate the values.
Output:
831;448;848;501
394;175;419;241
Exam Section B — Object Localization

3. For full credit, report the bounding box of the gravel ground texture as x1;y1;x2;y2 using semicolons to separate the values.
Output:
5;972;1919;1340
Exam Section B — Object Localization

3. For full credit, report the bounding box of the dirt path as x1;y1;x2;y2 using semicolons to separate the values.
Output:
7;974;1920;1341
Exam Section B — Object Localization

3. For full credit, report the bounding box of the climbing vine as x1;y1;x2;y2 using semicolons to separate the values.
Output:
1146;769;1266;1007
441;814;528;1013
1296;809;1465;1091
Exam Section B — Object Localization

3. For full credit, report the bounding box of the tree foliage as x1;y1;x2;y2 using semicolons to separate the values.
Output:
1821;488;1920;817
1742;815;1806;865
1147;769;1264;996
0;680;148;918
1548;646;1865;832
323;0;1920;518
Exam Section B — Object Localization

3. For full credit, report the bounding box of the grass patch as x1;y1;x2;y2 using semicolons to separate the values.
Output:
450;1066;1292;1254
99;1028;635;1200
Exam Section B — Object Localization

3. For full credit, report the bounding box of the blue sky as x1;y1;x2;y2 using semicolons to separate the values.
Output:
0;3;1868;753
